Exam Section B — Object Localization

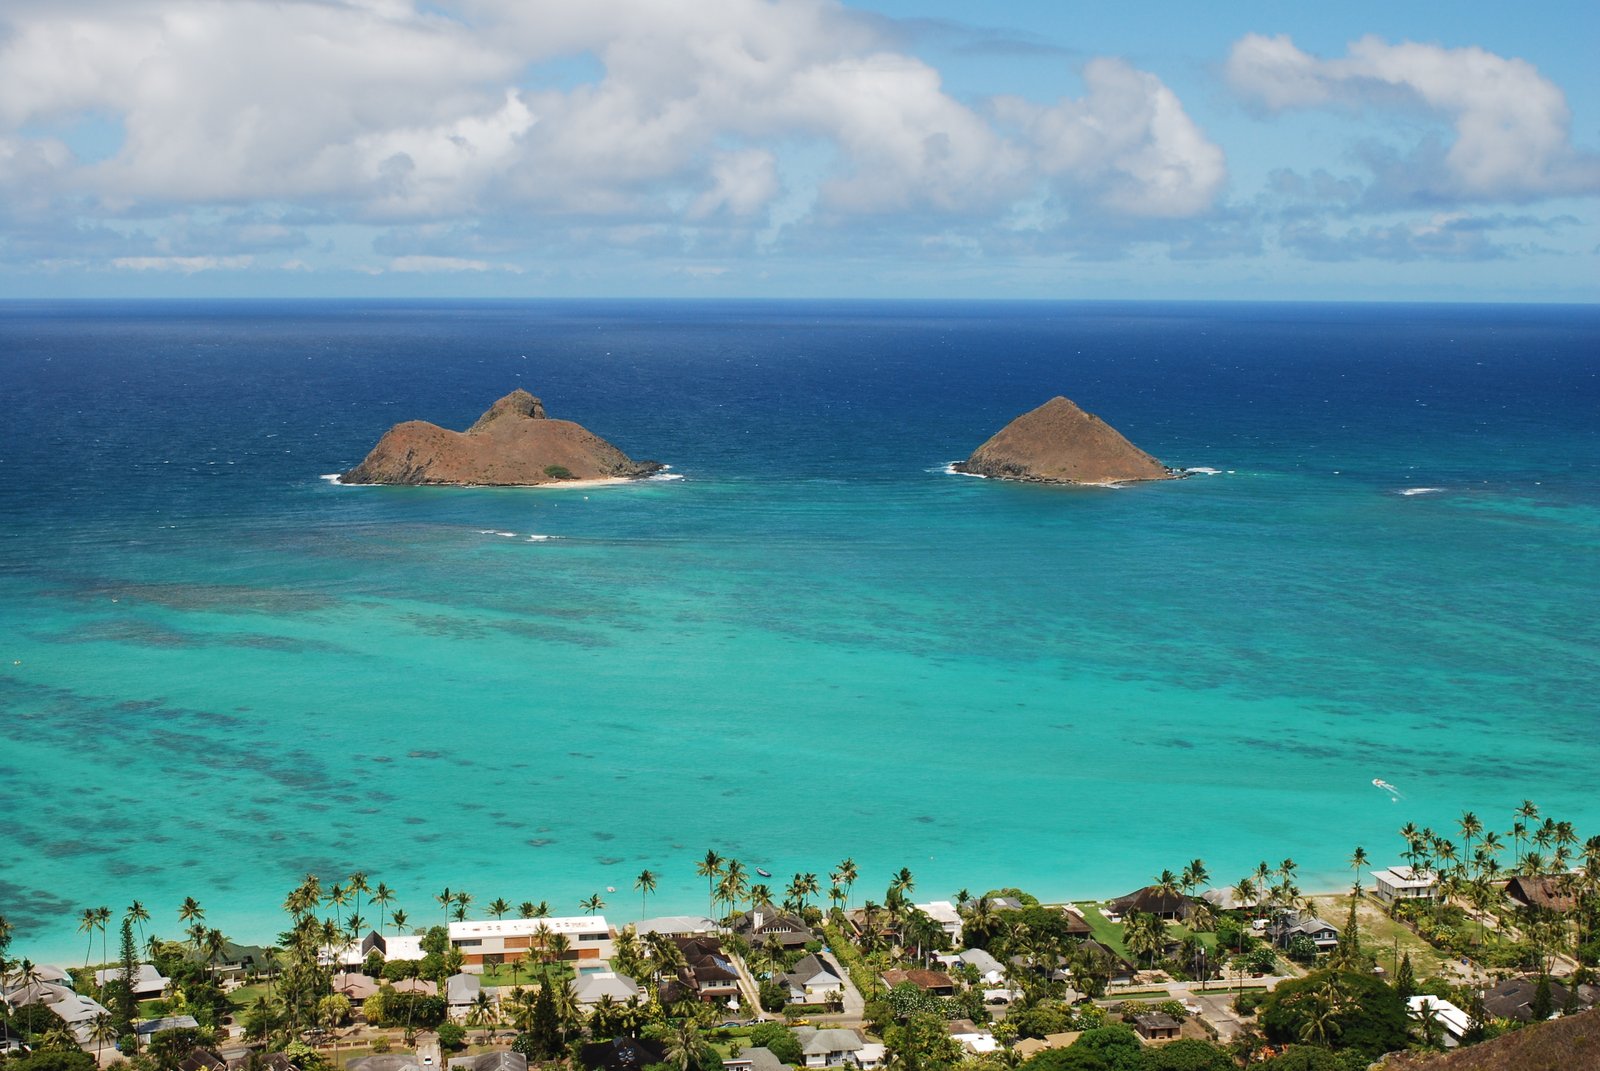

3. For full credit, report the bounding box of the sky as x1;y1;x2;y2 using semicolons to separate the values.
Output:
1;0;1597;301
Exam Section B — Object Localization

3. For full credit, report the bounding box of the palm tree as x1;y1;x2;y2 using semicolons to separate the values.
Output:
665;1019;712;1071
325;883;348;930
635;870;657;918
178;897;205;951
837;858;858;908
581;893;606;915
391;908;410;935
1154;869;1182;900
94;905;112;971
126;901;151;949
519;901;538;920
454;890;474;922
78;908;99;968
533;900;551;918
372;884;395;936
716;864;748;919
1459;813;1483;878
697;851;725;919
203;928;227;982
89;1011;117;1059
348;872;371;931
889;867;915;900
467;991;499;1043
489;898;511;920
436;886;454;925
749;884;773;909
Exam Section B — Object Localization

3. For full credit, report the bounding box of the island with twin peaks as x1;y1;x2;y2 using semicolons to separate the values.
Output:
340;389;664;486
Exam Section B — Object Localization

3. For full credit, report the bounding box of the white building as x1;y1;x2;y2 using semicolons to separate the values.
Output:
92;964;169;999
1370;866;1440;904
448;916;613;968
1409;996;1471;1045
915;902;963;945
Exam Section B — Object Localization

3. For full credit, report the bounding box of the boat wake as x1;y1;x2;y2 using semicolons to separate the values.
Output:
1373;778;1404;802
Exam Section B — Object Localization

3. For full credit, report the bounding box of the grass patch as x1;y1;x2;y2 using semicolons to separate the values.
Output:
474;961;573;988
230;984;271;1010
1306;895;1452;978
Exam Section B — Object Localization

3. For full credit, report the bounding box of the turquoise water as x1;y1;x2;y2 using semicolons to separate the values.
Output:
3;300;1597;960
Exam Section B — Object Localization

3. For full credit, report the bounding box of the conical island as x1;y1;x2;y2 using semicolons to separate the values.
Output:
952;395;1177;486
341;389;663;486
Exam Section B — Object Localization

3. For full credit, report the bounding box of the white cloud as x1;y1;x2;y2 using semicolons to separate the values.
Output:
995;58;1227;218
111;255;254;272
387;254;520;273
0;0;1229;271
1227;33;1600;202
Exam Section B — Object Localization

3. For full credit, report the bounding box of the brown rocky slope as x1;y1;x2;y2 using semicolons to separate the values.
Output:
341;389;663;486
952;395;1177;485
1377;1007;1598;1071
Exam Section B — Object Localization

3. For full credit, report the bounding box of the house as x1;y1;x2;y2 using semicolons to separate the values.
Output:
793;1026;865;1068
391;978;438;996
448;1053;529;1071
733;907;815;950
947;1021;998;1055
6;983;111;1045
1481;976;1597;1022
385;934;425;961
331;972;381;1004
1201;887;1264;913
1408;996;1471;1045
136;1015;201;1043
1369;866;1440;904
446;973;481;1010
1504;875;1577;914
1011;1032;1082;1059
954;948;1005;985
319;931;385;970
1058;907;1093;938
1132;1012;1181;1041
578;1037;667;1071
914;902;964;945
636;916;720;939
880;969;955;996
571;972;643;1006
1108;887;1192;921
93;963;171;999
777;954;845;1004
1266;913;1340;954
450;916;613;967
1;1023;24;1053
673;937;742;1003
176;1050;228;1071
723;1047;787;1071
348;1056;425;1071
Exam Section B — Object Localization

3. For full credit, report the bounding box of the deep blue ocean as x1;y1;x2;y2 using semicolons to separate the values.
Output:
3;299;1597;960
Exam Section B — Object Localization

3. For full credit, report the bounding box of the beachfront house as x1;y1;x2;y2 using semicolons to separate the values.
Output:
92;963;170;999
1503;875;1577;914
1369;865;1440;904
1107;886;1192;921
953;948;1006;986
636;916;720;939
449;915;613;968
732;906;815;950
1481;976;1598;1021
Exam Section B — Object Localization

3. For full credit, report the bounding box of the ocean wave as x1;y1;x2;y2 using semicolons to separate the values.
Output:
1397;487;1445;496
942;462;986;478
478;530;517;538
319;473;343;484
648;471;685;481
526;534;559;542
1184;467;1223;476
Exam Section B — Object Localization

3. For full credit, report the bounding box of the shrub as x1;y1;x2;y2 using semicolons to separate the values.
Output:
371;1038;392;1054
438;1022;467;1049
543;465;573;480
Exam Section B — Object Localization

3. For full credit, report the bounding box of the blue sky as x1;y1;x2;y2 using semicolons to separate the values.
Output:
1;0;1596;300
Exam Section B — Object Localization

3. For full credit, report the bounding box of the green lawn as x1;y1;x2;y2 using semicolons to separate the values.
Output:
1074;902;1219;966
230;983;272;1010
474;961;573;988
1306;895;1452;979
